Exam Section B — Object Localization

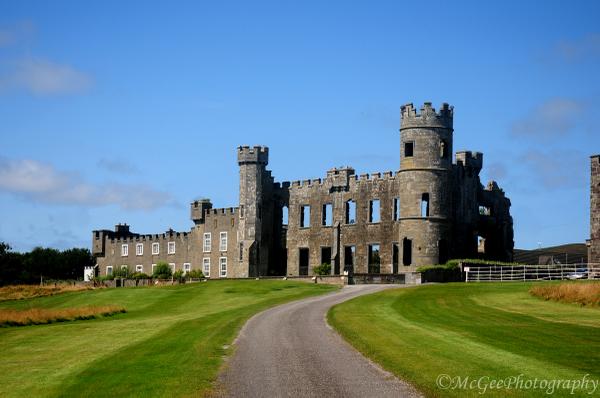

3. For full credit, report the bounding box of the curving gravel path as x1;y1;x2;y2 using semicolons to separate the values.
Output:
216;284;421;398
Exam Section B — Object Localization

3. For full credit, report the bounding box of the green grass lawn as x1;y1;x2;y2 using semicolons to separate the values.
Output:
328;282;600;398
0;280;336;397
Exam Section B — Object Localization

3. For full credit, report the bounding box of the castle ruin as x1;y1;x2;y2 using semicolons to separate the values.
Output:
92;102;514;278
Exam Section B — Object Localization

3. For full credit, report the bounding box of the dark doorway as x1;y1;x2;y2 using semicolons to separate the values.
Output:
402;238;412;266
393;243;399;273
299;248;309;275
321;247;332;269
438;239;448;264
344;246;355;273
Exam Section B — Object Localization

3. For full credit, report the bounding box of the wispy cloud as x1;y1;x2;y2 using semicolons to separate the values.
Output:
0;20;35;47
0;57;93;95
0;158;172;210
519;149;587;190
97;158;140;175
511;98;585;139
552;33;600;63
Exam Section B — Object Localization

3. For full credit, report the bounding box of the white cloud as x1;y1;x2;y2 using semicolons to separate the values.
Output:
2;57;93;95
0;158;172;210
511;98;585;139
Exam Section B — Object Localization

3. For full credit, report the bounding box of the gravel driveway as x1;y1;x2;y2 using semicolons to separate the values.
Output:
216;284;421;397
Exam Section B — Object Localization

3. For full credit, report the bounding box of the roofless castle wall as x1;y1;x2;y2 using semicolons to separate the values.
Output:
92;102;514;278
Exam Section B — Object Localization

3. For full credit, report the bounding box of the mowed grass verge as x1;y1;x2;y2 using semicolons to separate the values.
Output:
0;280;336;397
328;282;600;397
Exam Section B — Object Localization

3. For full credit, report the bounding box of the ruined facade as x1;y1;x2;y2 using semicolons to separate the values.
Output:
92;102;514;278
588;155;600;264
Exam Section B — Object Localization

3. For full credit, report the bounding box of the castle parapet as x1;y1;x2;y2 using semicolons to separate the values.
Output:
237;145;269;165
456;151;483;170
191;199;212;225
400;102;453;130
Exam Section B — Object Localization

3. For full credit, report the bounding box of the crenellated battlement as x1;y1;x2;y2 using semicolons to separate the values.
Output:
237;145;269;165
205;207;238;217
455;150;483;170
285;168;397;191
109;228;190;243
400;102;453;130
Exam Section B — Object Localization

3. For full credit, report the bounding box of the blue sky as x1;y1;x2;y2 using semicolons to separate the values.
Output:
0;0;599;252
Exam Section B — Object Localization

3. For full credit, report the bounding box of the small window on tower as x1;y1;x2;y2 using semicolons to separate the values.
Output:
440;140;449;159
405;142;414;157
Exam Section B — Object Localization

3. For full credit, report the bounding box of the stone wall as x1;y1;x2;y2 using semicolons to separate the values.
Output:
589;155;600;263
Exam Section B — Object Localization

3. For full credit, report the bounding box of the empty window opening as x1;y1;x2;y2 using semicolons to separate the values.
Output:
368;244;381;274
438;239;449;265
478;235;486;254
300;205;311;228
404;142;414;157
479;205;491;216
403;238;412;266
282;205;289;226
299;248;309;276
322;203;333;226
421;193;430;217
393;198;400;221
321;247;332;270
369;199;380;223
393;243;399;274
440;140;449;159
345;200;356;224
344;246;355;272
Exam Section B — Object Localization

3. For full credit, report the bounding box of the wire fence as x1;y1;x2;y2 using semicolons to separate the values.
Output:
464;263;600;282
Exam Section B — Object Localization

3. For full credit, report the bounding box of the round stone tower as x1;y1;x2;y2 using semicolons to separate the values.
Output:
398;102;453;266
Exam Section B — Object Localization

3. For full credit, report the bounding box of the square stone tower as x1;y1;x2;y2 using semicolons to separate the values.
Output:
589;155;600;263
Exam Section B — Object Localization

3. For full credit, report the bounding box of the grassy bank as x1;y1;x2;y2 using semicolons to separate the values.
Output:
329;282;600;397
0;280;335;397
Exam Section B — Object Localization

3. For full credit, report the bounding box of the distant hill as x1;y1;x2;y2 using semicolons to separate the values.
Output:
514;243;588;265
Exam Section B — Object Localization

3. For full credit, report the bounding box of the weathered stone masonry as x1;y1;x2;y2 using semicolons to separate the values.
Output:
92;102;514;277
588;155;600;263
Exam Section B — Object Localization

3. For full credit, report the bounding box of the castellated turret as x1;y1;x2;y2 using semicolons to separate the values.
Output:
398;102;454;265
237;145;272;276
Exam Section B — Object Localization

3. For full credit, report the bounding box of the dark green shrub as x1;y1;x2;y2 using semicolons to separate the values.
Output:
187;269;204;279
152;262;172;279
313;263;331;276
130;272;150;280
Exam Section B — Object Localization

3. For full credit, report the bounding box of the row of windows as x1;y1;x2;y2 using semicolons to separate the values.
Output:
297;195;431;228
298;241;414;274
120;232;229;257
107;257;228;277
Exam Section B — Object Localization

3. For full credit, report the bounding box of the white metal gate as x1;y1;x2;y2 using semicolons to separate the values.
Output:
464;263;600;282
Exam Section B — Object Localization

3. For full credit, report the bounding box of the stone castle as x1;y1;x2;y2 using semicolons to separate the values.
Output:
92;102;514;278
588;155;600;264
